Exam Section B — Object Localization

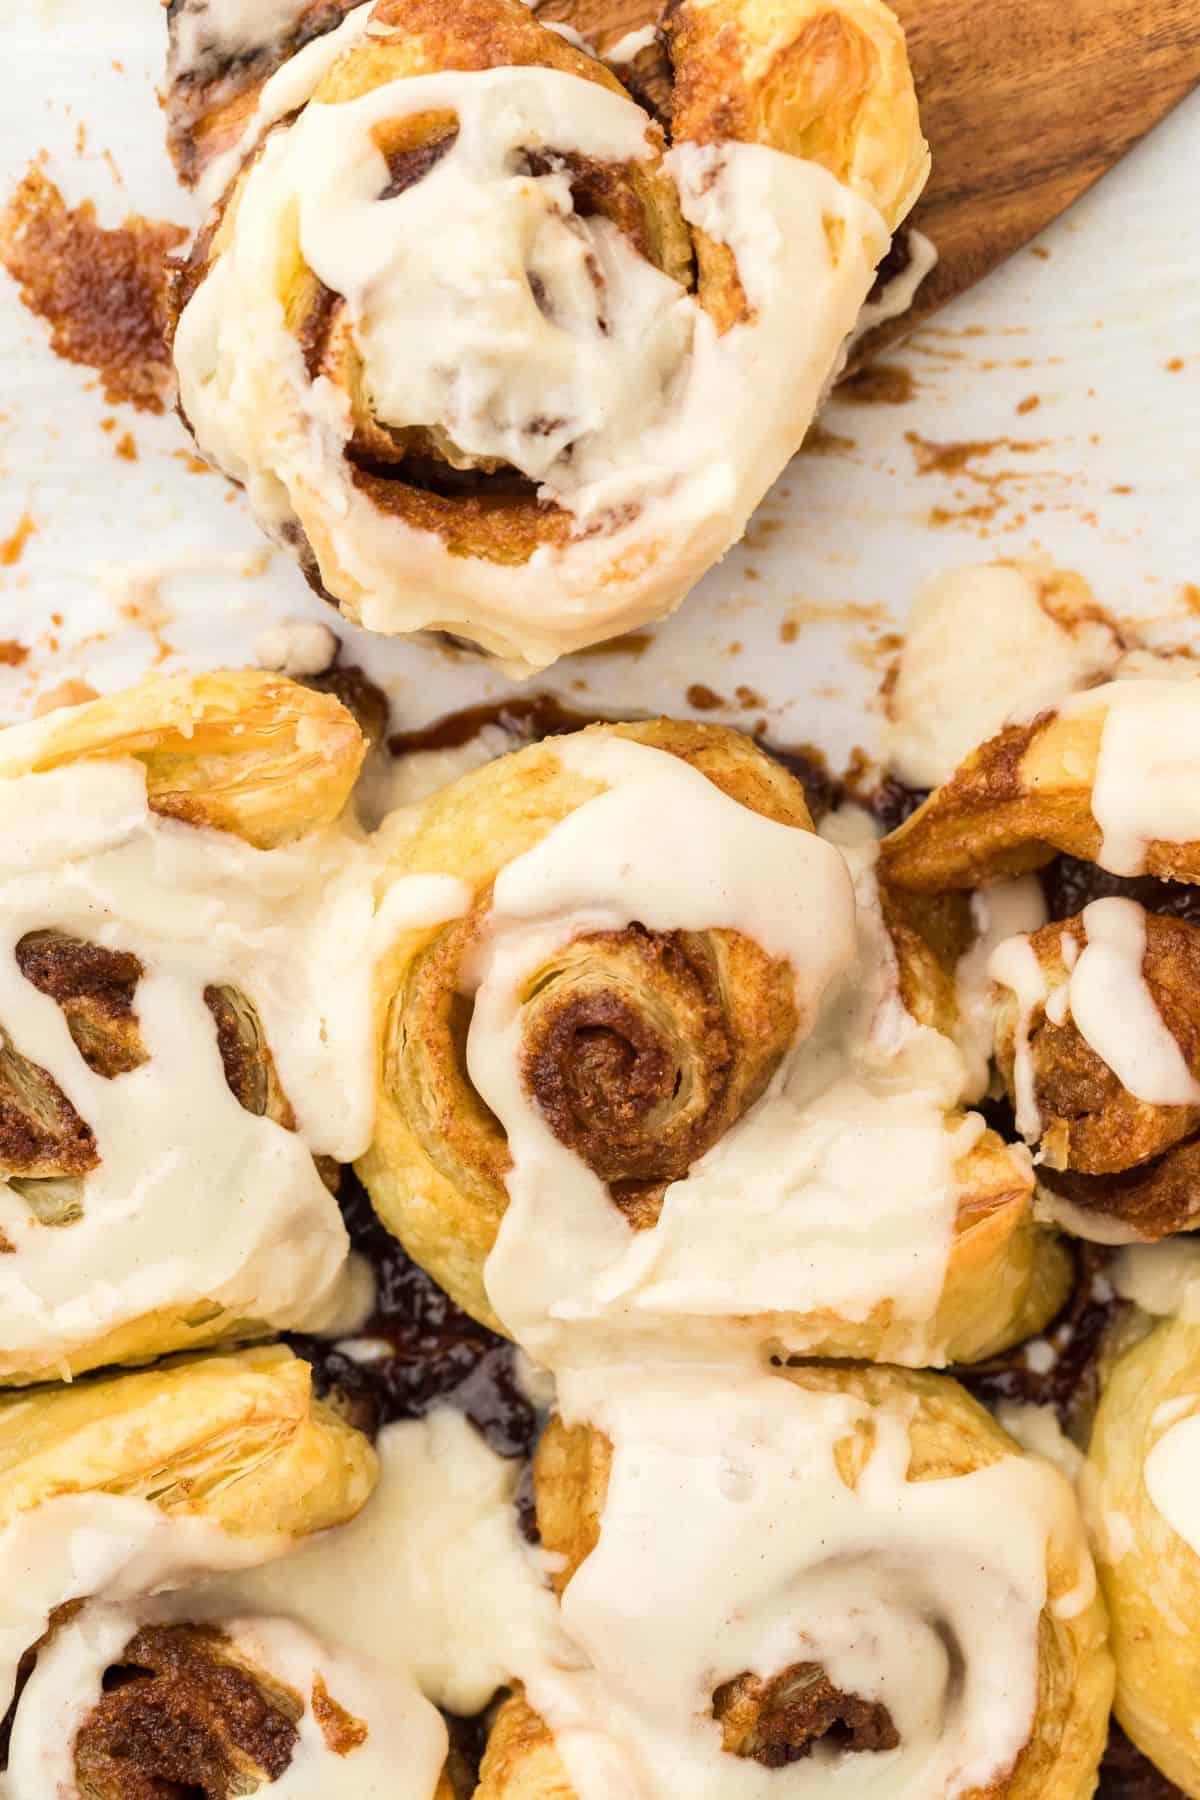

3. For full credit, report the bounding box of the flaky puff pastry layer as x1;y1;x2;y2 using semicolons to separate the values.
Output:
480;1364;1112;1800
879;700;1200;894
1086;1315;1200;1796
0;670;365;849
360;719;1068;1363
0;1344;376;1542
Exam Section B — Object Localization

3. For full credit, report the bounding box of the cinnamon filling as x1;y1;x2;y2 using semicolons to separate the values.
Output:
16;932;146;1078
0;1028;97;1178
204;985;298;1129
714;1663;900;1768
72;1624;301;1799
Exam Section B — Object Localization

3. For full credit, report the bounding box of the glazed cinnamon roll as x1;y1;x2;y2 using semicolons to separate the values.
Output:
0;1345;377;1737
476;1361;1112;1798
3;1604;451;1798
169;0;929;671
1086;1312;1200;1796
880;680;1200;1244
360;719;1069;1366
0;670;376;1382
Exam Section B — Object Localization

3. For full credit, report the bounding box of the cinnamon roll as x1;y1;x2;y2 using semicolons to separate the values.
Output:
1086;1312;1200;1795
169;0;929;671
360;720;1069;1366
476;1360;1112;1798
879;679;1200;893
0;1345;377;1736
879;680;1200;1244
4;1604;451;1799
0;670;378;1382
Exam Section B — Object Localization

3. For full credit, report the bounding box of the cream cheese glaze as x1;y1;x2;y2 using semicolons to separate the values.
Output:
1142;1411;1200;1558
457;746;993;1365
0;757;462;1374
521;1362;1095;1800
175;60;888;671
884;562;1121;788
1072;677;1200;874
5;1602;447;1799
195;1410;563;1715
0;1492;284;1719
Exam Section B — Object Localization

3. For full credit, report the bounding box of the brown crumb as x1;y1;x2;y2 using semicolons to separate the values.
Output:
0;641;29;667
113;430;137;461
0;512;37;566
311;1676;369;1757
1166;358;1185;373
836;363;915;407
735;685;763;709
780;619;798;644
33;680;98;717
0;165;186;413
1016;395;1041;415
1030;246;1051;260
800;423;855;455
173;449;211;473
686;683;726;711
905;432;1048;477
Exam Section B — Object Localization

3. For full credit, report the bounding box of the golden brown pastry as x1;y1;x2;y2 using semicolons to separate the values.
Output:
993;910;1200;1177
477;1360;1112;1798
1086;1313;1200;1796
360;719;1068;1366
0;671;371;1383
169;0;928;671
4;1604;453;1798
879;679;1200;894
0;1345;377;1746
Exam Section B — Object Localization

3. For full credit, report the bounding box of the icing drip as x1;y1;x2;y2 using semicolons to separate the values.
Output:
1079;679;1200;876
6;1603;447;1799
0;759;464;1373
988;933;1049;1142
955;877;1047;1101
521;1364;1093;1799
194;1412;563;1715
464;748;985;1366
1110;1240;1200;1318
1143;1411;1200;1557
1068;898;1200;1105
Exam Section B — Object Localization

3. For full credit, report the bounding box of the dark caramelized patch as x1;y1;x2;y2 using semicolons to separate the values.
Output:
73;1624;300;1799
1099;1721;1186;1798
1041;854;1200;928
1040;1140;1200;1240
310;1675;368;1755
288;1171;537;1466
714;1664;899;1768
0;166;186;414
15;932;146;1078
376;122;460;199
303;663;391;749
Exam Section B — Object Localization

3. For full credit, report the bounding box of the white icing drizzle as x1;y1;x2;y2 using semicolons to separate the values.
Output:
988;931;1049;1142
175;63;887;670
845;226;938;349
1110;1240;1200;1319
955;876;1047;1100
1143;1410;1200;1557
0;759;466;1375
995;1401;1086;1488
0;1492;284;1717
884;563;1120;788
604;24;659;61
516;1362;1093;1799
1073;678;1200;875
194;1;380;210
455;747;988;1366
6;1603;447;1799
1067;897;1200;1105
195;1411;564;1716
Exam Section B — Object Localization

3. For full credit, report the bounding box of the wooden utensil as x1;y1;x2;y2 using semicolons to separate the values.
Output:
539;0;1200;364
